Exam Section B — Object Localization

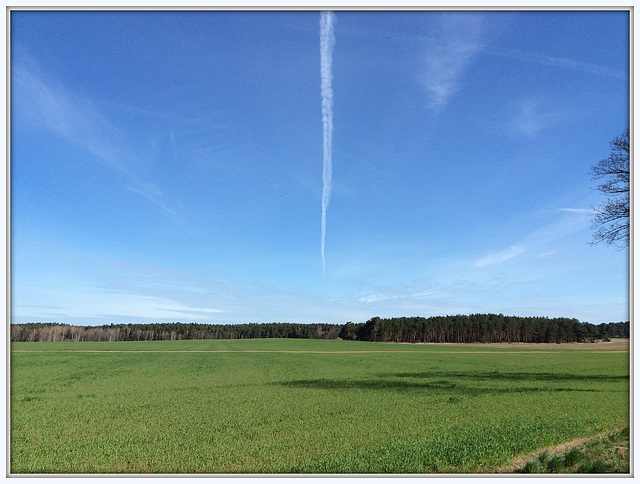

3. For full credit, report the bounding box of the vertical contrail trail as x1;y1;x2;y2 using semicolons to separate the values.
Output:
320;11;335;274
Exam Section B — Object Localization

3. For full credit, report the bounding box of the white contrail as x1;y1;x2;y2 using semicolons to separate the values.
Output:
320;11;335;274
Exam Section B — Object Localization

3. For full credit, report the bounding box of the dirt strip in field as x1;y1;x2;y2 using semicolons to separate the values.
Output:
494;427;626;474
396;340;629;351
10;349;627;354
11;339;628;354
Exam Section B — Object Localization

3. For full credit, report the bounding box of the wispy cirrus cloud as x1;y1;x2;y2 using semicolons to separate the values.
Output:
420;14;485;109
341;208;609;321
12;56;175;215
481;43;627;80
510;98;564;138
128;183;177;216
473;207;595;270
558;207;597;215
20;294;227;323
417;14;624;112
473;245;525;268
356;292;392;304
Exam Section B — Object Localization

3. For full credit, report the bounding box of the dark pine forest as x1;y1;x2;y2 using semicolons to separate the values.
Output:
11;315;629;344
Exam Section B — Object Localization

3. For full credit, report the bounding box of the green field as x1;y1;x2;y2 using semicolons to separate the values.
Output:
10;338;629;474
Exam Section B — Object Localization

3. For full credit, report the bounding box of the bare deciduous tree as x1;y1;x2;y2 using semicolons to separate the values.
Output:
590;129;630;248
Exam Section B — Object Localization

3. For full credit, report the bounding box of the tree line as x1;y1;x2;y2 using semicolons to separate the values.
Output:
10;321;343;343
344;315;628;344
10;315;629;344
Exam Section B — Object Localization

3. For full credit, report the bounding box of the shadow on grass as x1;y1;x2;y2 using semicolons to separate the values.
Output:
276;378;601;395
385;371;629;383
275;370;627;395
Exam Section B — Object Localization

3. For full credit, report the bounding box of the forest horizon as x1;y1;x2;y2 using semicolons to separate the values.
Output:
11;314;630;345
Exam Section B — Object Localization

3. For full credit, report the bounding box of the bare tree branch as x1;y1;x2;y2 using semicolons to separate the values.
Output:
590;129;630;249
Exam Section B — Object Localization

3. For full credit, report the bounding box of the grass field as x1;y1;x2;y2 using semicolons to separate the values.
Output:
10;338;629;474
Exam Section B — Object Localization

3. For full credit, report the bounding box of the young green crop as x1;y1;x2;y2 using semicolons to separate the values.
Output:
10;339;629;474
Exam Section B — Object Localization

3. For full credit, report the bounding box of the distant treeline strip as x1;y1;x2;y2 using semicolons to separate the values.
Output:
10;315;629;344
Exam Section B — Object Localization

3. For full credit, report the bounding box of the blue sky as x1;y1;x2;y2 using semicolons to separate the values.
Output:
10;9;630;326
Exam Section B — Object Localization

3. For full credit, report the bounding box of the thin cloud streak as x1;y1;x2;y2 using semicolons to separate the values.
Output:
559;207;597;215
472;208;595;270
473;245;525;268
320;11;335;274
12;61;175;215
481;44;627;80
378;30;626;81
128;185;177;216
